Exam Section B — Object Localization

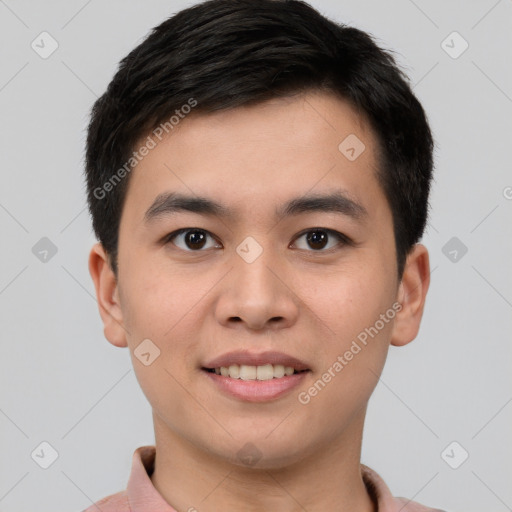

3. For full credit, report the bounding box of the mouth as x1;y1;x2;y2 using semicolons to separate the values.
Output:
202;364;309;380
201;351;311;402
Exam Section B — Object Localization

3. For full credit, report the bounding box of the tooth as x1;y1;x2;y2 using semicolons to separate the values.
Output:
256;364;274;380
239;365;257;380
228;364;240;379
215;364;301;379
273;364;285;378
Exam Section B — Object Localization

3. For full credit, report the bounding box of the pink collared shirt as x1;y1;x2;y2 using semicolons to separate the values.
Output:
82;446;446;512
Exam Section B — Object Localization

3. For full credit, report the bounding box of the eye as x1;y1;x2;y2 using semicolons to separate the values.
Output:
164;228;220;251
164;227;351;253
292;228;350;252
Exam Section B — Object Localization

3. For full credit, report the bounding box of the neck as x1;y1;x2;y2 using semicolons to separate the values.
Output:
150;409;376;512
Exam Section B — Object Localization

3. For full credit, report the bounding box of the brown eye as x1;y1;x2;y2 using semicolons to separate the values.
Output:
183;230;207;249
165;229;220;251
293;228;350;252
306;230;328;250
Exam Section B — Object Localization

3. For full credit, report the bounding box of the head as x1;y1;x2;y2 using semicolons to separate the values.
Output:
86;0;433;468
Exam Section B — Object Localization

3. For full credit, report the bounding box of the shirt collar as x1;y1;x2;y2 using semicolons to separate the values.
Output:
127;445;399;512
127;445;177;511
361;463;402;512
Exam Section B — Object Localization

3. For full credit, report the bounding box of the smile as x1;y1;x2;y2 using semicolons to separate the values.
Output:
204;363;306;380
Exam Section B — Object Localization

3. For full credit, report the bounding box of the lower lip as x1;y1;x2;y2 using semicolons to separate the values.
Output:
202;369;310;402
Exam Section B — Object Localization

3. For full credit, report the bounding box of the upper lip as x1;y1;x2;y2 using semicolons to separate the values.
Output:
203;350;310;371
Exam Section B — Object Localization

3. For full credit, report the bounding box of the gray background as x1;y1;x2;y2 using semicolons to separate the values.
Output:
0;1;511;511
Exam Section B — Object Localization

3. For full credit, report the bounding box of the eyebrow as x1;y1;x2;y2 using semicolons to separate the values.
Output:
143;190;368;225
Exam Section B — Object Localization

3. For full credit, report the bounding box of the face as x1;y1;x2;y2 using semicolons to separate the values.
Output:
90;91;429;469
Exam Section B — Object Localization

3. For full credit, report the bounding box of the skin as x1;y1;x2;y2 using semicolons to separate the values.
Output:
89;91;430;512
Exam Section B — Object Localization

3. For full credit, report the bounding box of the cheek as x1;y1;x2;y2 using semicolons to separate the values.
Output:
121;264;197;334
299;255;396;407
296;277;394;433
120;264;216;374
121;270;203;413
303;259;395;339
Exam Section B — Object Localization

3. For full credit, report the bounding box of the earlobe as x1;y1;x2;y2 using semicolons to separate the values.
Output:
88;242;128;348
390;244;430;347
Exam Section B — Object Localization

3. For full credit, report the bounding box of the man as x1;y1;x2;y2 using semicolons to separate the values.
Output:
84;1;444;510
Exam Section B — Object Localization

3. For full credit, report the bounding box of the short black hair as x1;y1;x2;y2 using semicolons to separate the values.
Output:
84;0;434;280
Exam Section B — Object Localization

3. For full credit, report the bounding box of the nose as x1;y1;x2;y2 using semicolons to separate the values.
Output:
214;241;299;332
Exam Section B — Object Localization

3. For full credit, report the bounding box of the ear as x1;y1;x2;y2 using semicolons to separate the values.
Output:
390;243;430;347
88;242;128;348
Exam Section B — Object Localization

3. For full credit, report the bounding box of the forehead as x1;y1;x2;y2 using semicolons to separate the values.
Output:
121;91;386;226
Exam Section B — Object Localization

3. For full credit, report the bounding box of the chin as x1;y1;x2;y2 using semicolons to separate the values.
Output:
213;435;311;471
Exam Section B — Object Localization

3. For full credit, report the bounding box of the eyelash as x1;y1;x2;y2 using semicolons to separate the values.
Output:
163;228;352;253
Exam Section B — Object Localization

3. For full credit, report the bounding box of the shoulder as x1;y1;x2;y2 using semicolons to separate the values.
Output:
361;464;447;512
393;495;449;511
81;490;130;512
